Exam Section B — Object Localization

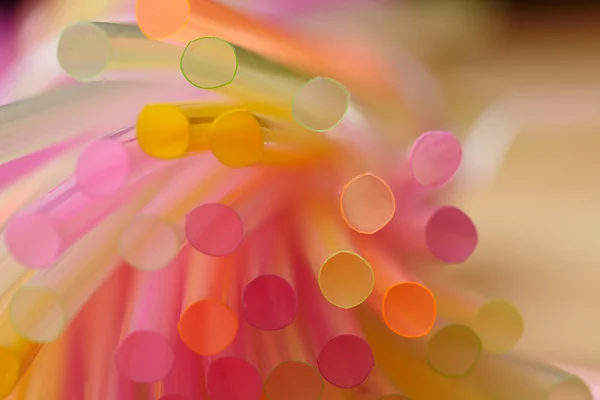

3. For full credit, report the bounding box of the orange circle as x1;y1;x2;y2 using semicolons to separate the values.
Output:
177;300;238;356
382;282;436;338
136;0;190;40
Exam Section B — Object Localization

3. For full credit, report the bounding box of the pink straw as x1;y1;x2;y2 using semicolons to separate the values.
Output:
115;250;186;383
156;337;205;400
379;204;478;264
241;225;298;331
75;127;171;198
408;130;462;188
293;251;374;388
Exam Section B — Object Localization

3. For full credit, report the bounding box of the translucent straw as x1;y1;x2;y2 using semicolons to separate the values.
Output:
241;229;297;331
418;272;524;354
7;176;165;343
57;22;184;82
356;240;436;339
75;126;173;197
5;168;167;269
425;323;482;378
155;337;205;400
0;80;197;164
184;168;288;257
177;251;239;356
298;202;374;309
118;154;229;271
349;366;408;400
115;250;186;383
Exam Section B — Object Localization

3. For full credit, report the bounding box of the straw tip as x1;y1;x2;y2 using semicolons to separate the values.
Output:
5;212;62;269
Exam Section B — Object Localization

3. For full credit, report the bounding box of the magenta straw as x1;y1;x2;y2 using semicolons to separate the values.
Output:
76;127;171;198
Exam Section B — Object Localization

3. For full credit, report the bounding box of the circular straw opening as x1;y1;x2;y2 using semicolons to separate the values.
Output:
136;104;192;159
425;324;482;378
317;334;374;389
382;282;436;338
9;286;67;343
264;361;323;400
242;274;297;331
319;251;374;309
409;131;462;187
76;139;132;197
0;347;21;399
185;203;244;256
181;37;238;89
115;330;175;383
136;0;191;40
5;213;62;269
473;299;524;354
425;206;478;264
209;109;265;167
57;22;111;82
340;173;396;234
292;77;350;132
549;376;592;400
206;357;262;400
119;214;181;271
177;299;238;356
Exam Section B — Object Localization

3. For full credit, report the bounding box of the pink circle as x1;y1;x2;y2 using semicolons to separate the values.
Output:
242;275;298;330
185;203;244;256
425;206;478;264
115;331;175;383
317;334;374;388
409;131;462;187
206;357;262;400
5;213;62;269
75;139;132;197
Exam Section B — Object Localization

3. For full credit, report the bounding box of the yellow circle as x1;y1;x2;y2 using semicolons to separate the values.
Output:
209;109;264;167
136;104;191;159
319;251;374;309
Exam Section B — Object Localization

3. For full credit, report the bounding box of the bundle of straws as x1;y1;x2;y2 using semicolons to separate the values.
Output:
0;0;594;399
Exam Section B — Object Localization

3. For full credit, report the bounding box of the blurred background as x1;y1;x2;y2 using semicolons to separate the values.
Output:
2;0;600;389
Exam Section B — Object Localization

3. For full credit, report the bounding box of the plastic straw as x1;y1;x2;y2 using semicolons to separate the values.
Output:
155;337;205;400
380;204;478;264
115;250;185;383
0;80;196;164
241;230;297;331
177;251;239;356
349;366;407;400
57;22;184;82
298;203;373;309
419;272;523;354
75;126;173;197
7;176;165;343
356;240;436;338
205;318;262;400
406;130;462;188
118;154;228;271
185;168;288;257
425;323;482;378
294;257;374;389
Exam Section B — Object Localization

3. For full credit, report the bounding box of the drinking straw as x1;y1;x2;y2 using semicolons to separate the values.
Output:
468;353;592;400
7;176;165;343
379;204;478;264
355;305;488;400
75;126;173;197
348;366;407;400
294;256;374;388
205;319;262;400
57;22;184;82
115;250;186;383
355;240;436;338
425;323;482;378
118;154;228;271
177;251;239;356
0;80;196;164
180;37;350;133
297;202;374;309
0;275;42;399
241;230;298;331
135;0;397;104
5;165;171;269
255;326;323;400
184;168;289;257
340;172;396;235
419;272;524;354
155;337;206;400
